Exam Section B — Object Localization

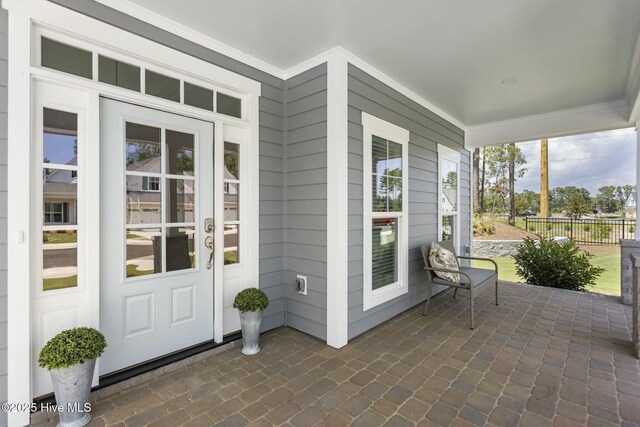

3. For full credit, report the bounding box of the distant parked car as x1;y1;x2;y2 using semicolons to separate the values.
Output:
520;211;536;217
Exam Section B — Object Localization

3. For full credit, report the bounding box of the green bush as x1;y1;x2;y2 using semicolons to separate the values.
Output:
545;223;553;231
592;221;612;240
513;237;604;292
563;224;571;232
473;214;495;236
233;288;269;312
583;224;591;232
38;327;107;371
528;225;536;232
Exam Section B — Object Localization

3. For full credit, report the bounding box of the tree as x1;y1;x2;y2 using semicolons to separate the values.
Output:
514;190;540;214
508;143;516;225
595;186;619;213
377;168;402;211
473;148;480;214
565;193;591;219
481;144;527;216
480;148;486;213
549;186;591;213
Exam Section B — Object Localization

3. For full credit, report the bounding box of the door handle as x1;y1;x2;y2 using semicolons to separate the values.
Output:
205;218;214;233
205;236;213;269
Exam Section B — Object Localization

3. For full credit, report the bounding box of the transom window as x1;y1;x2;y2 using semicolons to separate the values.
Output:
362;113;409;311
39;35;244;119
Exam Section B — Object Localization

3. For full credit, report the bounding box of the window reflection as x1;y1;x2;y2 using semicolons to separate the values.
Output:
43;230;78;291
126;228;161;277
126;176;162;224
166;227;195;272
126;122;161;173
372;218;398;290
224;225;239;265
224;183;238;221
42;108;79;292
224;142;239;180
43;108;78;166
166;130;194;175
43;168;77;225
372;136;403;212
166;179;195;223
441;158;458;213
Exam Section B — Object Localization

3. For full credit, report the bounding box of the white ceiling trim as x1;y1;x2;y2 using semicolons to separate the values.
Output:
92;0;284;78
466;99;630;148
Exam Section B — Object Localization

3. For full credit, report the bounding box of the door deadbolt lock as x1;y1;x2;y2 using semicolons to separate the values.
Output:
205;218;214;233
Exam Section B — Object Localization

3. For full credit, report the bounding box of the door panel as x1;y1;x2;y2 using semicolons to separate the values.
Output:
99;99;214;374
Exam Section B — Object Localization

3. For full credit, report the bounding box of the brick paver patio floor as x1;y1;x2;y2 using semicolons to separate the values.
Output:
33;282;640;426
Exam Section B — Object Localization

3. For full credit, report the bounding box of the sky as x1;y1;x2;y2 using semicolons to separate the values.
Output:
514;127;637;196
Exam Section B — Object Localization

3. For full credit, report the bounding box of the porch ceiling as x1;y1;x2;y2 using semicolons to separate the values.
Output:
123;0;640;127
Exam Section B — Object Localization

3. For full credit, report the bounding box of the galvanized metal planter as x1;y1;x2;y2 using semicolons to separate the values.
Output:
49;359;95;427
239;310;263;355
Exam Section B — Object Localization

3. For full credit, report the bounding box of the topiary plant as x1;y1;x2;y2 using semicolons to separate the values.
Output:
39;327;107;371
513;237;604;292
233;288;269;312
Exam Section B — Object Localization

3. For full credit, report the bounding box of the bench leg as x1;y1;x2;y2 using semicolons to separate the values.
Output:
495;279;499;306
453;288;458;299
423;281;433;316
469;287;475;329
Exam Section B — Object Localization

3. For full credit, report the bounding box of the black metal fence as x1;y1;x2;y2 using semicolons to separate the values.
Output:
524;217;636;245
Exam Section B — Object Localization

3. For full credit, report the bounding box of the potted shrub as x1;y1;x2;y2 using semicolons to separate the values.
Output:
38;327;107;427
233;288;269;355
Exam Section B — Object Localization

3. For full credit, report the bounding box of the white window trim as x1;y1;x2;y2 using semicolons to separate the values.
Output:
437;144;462;251
362;112;409;311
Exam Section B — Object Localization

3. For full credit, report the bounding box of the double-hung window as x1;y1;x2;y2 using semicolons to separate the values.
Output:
362;113;409;311
437;144;461;249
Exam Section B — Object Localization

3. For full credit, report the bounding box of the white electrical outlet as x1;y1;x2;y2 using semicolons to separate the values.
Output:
296;274;307;295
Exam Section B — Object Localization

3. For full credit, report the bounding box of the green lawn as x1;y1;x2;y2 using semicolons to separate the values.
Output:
43;275;77;291
473;246;621;296
43;231;77;244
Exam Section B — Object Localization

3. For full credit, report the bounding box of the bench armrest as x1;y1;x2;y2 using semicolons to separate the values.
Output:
457;256;499;273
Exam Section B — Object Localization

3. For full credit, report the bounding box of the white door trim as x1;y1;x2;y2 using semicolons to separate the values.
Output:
5;2;260;424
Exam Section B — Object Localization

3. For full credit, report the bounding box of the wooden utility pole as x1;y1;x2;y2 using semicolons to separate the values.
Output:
473;148;480;213
508;143;516;224
540;138;549;218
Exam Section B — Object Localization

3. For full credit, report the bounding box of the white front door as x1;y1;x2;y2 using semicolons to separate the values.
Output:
99;99;215;374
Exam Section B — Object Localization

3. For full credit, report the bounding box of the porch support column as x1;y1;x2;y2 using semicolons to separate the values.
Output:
636;122;640;240
5;3;33;426
326;50;349;348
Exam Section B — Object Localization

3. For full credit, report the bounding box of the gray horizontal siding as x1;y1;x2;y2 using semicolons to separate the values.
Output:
284;63;328;340
44;1;287;331
347;63;468;340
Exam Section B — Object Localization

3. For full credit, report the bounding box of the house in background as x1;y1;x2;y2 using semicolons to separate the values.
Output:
625;193;637;219
1;1;639;426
